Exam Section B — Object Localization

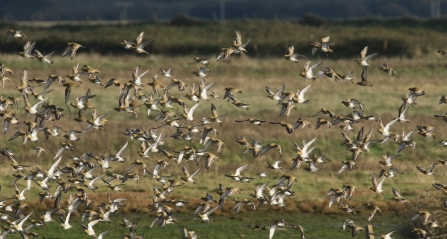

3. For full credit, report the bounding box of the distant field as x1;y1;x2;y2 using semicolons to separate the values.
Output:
1;28;447;238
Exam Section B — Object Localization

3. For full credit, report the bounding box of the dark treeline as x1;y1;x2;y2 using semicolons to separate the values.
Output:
0;0;442;22
1;16;447;58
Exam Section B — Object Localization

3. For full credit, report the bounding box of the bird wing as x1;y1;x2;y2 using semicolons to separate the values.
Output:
398;103;408;119
65;211;72;224
48;156;63;175
116;141;128;157
135;32;144;46
17;210;33;228
341;130;352;143
204;205;219;216
104;78;117;89
384;118;399;132
6;31;13;43
363;127;375;143
260;144;273;157
34;49;43;57
275;85;286;97
20;69;28;87
302;137;317;154
368;208;378;221
45;50;55;59
403;130;415;141
386;229;397;237
190;168;201;179
210;103;218;117
338;164;348;174
287;46;294;55
97;230;112;239
188;102;202;119
182;165;190;177
309;61;323;72
201;81;216;98
298;84;312;100
269;225;277;239
88;219;101;230
371;174;378;188
265;85;275;96
360;46;368;59
25;42;36;54
377;176;386;191
396;142;406;153
164;81;177;91
72;62;80;74
364;52;379;61
234;30;242;46
428;163;437;172
62;45;72;57
360;66;368;82
303;61;310;72
256;181;269;198
134;70;149;86
90;174;105;186
343;219;354;230
235;164;249;176
216;52;225;62
181;227;188;239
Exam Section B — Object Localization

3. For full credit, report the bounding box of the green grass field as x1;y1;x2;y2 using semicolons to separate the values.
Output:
17;211;410;239
1;21;447;238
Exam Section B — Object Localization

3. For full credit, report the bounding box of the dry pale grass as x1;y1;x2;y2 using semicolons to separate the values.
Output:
1;53;447;218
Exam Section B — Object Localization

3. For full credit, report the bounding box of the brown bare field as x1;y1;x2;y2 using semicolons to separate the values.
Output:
1;53;447;193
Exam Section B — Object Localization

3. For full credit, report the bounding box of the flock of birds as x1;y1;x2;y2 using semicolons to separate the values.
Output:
0;28;446;239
